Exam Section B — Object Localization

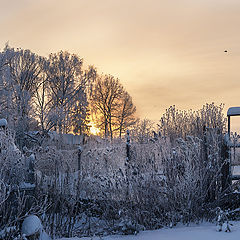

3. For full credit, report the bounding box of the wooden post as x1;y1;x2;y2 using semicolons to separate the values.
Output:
221;134;231;192
126;130;130;161
220;115;231;192
78;146;82;171
203;126;216;201
125;130;130;199
28;154;35;184
228;116;230;137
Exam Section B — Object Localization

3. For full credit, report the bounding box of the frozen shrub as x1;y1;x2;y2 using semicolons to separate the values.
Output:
160;132;223;224
0;129;25;185
158;103;226;141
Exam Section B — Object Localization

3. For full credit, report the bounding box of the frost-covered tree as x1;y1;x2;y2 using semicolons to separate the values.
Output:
130;118;155;143
0;50;9;117
45;51;96;134
71;90;90;135
0;45;43;146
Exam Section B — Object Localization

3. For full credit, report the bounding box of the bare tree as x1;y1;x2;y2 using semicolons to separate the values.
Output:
91;75;125;138
32;67;56;135
71;91;90;135
115;91;136;138
45;51;96;134
0;45;43;146
91;75;136;138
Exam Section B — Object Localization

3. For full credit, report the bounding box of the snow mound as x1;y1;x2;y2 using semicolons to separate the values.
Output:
22;215;43;236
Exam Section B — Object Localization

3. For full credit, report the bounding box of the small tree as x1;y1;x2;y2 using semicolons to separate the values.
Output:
115;91;136;138
131;118;155;143
91;75;136;138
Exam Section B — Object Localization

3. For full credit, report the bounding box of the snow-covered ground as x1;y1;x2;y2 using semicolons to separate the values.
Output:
59;222;240;240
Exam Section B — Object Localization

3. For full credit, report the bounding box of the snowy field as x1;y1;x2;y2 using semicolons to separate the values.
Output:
59;222;240;240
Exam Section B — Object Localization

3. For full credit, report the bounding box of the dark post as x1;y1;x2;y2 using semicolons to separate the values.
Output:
126;130;130;161
221;134;231;192
203;126;216;201
78;146;83;171
28;154;35;184
125;130;131;199
228;116;230;137
221;115;231;192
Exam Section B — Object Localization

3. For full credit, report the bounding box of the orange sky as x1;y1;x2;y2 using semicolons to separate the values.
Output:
1;0;240;130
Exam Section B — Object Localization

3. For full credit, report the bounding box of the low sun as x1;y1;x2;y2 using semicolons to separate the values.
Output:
89;122;100;135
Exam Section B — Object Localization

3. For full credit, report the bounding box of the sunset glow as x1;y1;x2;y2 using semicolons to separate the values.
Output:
89;122;100;135
1;0;240;121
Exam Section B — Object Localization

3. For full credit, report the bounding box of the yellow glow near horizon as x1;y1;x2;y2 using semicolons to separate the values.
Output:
89;122;100;135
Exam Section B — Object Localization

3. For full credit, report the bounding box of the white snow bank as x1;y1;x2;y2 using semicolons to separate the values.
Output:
58;221;240;240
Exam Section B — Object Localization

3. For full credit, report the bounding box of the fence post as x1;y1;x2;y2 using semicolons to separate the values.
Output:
125;130;131;199
203;125;215;201
28;154;35;185
126;130;130;161
77;146;83;171
221;134;231;192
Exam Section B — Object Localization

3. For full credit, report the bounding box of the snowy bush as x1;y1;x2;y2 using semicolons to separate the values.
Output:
158;103;226;141
0;129;25;186
160;135;221;224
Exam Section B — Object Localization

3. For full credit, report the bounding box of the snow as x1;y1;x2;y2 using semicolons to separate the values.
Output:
232;166;240;175
19;182;36;190
58;222;240;240
227;107;240;116
0;118;7;127
22;215;43;236
22;215;51;240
